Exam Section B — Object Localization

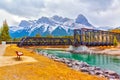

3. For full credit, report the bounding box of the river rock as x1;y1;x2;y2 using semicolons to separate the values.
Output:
50;55;57;59
61;58;67;63
104;70;120;78
88;67;95;71
67;63;73;67
89;71;95;75
43;53;48;57
80;62;90;67
47;54;53;58
71;60;79;65
71;65;80;70
105;70;117;75
98;74;105;78
94;67;101;70
64;59;71;64
56;58;63;62
95;70;103;75
80;67;89;73
75;61;83;66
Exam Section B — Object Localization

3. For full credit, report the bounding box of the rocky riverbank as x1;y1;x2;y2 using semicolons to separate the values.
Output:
1;45;106;80
67;45;120;57
37;50;120;80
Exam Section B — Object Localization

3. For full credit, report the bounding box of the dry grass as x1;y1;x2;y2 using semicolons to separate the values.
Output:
95;46;115;50
0;45;107;80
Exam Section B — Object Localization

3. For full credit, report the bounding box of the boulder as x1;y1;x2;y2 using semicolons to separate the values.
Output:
67;63;73;67
95;70;103;75
71;65;80;70
80;67;89;72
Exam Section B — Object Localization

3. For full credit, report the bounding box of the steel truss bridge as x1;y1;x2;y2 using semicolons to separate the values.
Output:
17;28;120;47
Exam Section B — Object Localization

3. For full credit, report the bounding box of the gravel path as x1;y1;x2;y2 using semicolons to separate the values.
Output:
0;45;38;67
0;56;37;67
0;44;7;56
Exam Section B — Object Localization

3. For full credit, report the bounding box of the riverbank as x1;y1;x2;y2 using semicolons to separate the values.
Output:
37;50;120;80
90;46;120;56
0;45;106;80
35;45;120;56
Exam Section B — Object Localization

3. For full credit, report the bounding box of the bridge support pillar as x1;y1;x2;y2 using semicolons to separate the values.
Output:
68;45;90;53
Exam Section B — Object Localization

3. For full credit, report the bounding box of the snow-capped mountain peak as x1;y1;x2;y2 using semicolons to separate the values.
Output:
10;14;95;38
75;14;93;27
51;15;70;23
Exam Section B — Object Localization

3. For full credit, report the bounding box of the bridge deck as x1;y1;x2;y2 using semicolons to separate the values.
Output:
17;28;120;47
17;37;73;47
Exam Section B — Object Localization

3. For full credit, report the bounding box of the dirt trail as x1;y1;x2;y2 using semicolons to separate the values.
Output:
0;44;7;56
0;56;37;67
0;45;37;67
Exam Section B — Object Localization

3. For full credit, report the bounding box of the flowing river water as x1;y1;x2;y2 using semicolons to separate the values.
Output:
38;49;120;74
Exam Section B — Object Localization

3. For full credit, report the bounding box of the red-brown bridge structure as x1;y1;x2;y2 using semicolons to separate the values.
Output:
74;28;120;46
17;28;120;47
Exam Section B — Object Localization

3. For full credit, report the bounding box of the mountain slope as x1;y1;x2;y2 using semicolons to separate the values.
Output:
75;14;93;27
52;26;68;36
9;14;95;38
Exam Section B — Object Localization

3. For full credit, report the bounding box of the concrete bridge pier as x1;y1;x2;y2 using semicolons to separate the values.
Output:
68;45;91;53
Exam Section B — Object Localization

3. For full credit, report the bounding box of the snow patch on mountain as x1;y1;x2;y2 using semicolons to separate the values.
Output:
10;14;97;38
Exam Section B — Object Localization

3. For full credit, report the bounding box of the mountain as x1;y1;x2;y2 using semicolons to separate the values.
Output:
9;14;95;38
19;20;31;27
75;14;93;27
51;26;68;36
36;17;56;26
95;26;114;31
115;26;120;29
52;15;70;23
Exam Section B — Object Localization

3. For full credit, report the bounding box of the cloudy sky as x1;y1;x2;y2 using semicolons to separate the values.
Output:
0;0;120;28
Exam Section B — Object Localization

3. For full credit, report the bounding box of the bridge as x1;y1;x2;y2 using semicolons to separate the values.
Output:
17;28;120;47
74;28;120;46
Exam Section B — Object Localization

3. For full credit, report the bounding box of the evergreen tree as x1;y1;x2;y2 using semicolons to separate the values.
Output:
35;33;41;37
0;20;11;41
13;38;21;41
0;27;2;42
113;36;118;46
0;27;2;34
46;35;54;38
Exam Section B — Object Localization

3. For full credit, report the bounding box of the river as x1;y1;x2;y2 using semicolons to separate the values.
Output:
38;49;120;74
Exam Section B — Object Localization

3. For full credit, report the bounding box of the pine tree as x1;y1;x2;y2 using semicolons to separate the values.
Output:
113;36;118;46
35;33;41;37
46;35;54;38
0;20;11;41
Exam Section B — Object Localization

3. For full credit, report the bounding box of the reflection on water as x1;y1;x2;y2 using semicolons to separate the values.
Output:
39;49;120;74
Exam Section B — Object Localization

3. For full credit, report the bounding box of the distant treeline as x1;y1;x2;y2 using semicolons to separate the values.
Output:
0;20;73;43
12;34;74;42
110;28;120;33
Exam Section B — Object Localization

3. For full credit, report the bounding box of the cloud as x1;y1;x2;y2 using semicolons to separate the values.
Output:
42;0;120;27
0;0;45;18
0;0;120;27
85;0;120;27
0;9;28;27
79;0;114;11
42;0;85;18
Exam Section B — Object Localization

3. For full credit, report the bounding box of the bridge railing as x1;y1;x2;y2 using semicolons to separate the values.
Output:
17;37;73;47
17;28;120;47
74;28;119;46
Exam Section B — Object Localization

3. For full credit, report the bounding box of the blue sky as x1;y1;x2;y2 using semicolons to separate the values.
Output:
0;0;120;28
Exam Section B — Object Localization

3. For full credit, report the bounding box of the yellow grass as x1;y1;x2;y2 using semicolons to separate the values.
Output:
0;45;107;80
